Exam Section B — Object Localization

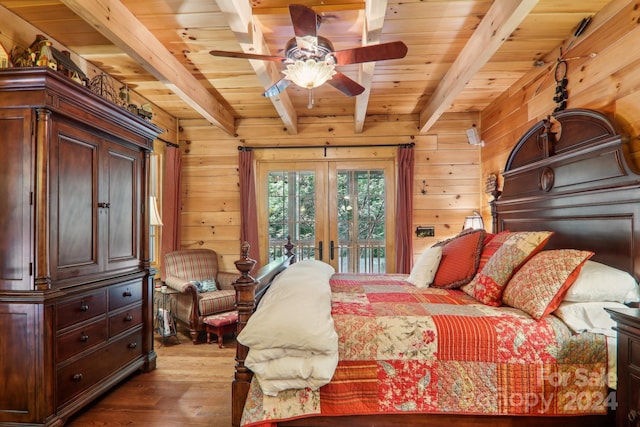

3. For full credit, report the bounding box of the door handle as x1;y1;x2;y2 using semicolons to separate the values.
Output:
318;241;323;260
330;240;335;260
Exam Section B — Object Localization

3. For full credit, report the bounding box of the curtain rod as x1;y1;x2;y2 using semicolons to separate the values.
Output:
156;136;179;148
238;142;414;152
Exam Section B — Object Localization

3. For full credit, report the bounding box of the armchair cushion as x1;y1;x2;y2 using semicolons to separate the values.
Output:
199;290;236;317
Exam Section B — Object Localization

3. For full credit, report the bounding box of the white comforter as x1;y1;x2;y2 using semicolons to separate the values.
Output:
237;260;338;396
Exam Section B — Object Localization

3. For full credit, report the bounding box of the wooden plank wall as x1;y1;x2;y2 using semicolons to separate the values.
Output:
480;0;640;215
178;112;480;271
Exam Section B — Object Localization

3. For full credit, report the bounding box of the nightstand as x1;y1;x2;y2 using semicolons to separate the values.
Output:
606;307;640;427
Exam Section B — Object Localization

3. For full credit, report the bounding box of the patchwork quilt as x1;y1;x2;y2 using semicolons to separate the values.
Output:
240;274;609;426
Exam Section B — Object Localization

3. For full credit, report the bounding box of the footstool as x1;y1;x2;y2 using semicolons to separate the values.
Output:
202;311;238;348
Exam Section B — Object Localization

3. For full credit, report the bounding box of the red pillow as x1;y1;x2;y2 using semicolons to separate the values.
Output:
483;232;498;246
431;229;486;289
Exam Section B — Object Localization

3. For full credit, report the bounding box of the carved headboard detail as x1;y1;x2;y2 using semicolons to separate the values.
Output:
495;108;640;280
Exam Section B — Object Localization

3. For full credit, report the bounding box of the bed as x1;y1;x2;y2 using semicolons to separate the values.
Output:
230;108;640;427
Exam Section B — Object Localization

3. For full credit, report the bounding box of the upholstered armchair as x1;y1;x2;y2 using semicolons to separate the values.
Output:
161;249;238;344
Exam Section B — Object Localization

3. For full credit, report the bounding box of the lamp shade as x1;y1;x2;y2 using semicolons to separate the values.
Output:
149;196;163;226
463;211;484;230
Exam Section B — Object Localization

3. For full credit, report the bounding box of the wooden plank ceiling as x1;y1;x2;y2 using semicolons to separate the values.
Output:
0;0;610;135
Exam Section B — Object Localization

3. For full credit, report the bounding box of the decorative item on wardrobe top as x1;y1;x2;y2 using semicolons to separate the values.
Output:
9;34;88;84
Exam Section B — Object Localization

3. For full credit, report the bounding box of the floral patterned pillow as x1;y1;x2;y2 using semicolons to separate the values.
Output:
477;230;511;271
461;231;553;306
502;249;594;319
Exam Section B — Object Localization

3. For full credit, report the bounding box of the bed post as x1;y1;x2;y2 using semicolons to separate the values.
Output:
284;235;296;263
232;242;258;427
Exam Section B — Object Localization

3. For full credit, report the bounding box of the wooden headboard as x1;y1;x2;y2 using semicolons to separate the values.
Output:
495;108;640;280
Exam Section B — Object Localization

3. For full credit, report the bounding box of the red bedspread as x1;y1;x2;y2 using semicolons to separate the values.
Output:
241;274;609;426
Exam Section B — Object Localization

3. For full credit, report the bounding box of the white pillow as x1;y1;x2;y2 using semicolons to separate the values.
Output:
563;261;640;303
554;301;628;337
407;246;443;288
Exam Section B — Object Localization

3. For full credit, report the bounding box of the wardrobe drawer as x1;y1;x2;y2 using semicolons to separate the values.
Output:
57;329;143;406
57;320;108;362
56;291;107;330
109;279;143;311
109;304;143;337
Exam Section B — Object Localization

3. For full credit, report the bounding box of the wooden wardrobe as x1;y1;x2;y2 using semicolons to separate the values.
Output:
0;68;161;426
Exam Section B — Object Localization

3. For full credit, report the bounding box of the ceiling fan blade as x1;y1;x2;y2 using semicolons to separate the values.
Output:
327;72;365;97
209;50;286;63
289;4;320;38
289;4;320;52
263;78;292;98
331;41;408;65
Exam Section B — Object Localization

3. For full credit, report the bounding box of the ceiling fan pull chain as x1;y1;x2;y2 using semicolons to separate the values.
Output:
308;89;314;109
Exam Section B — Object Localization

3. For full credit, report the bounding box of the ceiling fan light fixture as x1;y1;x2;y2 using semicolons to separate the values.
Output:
282;58;336;89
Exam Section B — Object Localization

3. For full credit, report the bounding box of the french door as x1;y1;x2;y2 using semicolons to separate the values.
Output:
258;159;395;273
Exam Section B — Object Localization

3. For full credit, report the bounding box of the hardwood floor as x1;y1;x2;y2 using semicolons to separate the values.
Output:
66;327;236;427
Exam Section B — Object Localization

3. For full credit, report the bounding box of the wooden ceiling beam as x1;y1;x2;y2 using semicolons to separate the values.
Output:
215;0;298;135
418;0;539;133
354;0;388;133
59;0;236;136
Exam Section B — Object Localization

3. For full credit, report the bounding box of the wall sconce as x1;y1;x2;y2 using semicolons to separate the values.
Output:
462;211;484;230
149;196;163;226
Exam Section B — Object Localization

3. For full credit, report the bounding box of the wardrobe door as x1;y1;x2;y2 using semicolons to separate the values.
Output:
50;120;101;281
104;141;142;273
0;109;32;291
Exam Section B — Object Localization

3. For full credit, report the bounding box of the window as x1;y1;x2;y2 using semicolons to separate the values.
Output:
258;155;396;273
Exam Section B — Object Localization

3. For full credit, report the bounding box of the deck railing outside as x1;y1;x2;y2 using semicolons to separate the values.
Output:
269;240;386;273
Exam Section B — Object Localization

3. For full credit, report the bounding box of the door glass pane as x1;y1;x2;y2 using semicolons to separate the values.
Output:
268;171;316;261
337;170;386;273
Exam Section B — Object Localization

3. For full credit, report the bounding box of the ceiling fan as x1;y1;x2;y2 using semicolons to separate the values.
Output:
210;4;408;107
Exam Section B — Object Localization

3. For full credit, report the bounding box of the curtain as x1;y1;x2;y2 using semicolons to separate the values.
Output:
239;149;261;271
160;146;182;279
395;144;414;274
